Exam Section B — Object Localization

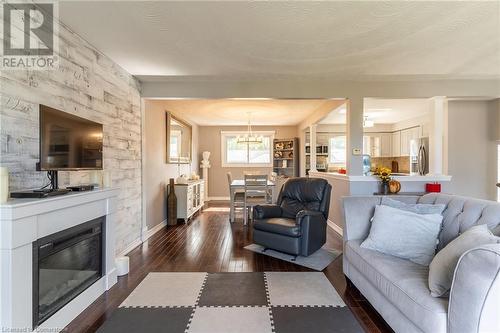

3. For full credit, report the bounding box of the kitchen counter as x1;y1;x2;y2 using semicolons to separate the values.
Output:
309;171;452;235
309;171;452;182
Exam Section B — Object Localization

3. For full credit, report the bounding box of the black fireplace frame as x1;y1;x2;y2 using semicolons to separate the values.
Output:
32;216;106;328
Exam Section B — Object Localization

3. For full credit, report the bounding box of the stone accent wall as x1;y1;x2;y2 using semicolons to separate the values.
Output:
0;19;142;255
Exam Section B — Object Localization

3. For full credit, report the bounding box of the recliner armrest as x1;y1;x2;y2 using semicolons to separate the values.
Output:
296;210;327;256
296;210;324;225
253;205;283;219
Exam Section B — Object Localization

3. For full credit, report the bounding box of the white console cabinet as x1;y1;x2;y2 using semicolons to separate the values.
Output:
174;180;204;223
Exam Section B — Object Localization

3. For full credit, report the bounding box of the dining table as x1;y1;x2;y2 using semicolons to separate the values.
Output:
229;179;276;223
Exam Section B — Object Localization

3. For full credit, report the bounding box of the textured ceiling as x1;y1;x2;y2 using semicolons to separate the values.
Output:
148;99;341;126
59;1;500;79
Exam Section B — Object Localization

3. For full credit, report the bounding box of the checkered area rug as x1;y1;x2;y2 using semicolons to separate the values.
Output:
97;272;363;333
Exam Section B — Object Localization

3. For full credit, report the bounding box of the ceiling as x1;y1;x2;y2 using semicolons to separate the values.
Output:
152;99;340;126
59;1;500;80
319;98;430;125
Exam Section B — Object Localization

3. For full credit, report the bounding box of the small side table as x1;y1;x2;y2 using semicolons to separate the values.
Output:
373;192;427;196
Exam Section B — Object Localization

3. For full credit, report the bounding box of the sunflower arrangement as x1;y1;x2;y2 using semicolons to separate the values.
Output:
376;167;392;184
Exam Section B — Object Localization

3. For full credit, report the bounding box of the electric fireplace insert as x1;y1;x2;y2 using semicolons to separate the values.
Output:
32;217;105;328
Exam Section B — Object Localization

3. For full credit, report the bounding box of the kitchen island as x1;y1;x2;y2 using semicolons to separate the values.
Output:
308;171;452;235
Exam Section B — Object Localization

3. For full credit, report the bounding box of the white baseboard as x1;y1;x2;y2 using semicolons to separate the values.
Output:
120;220;167;257
327;219;343;237
208;196;230;201
118;237;143;257
146;219;167;239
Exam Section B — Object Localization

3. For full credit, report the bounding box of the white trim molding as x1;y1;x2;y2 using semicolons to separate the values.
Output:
147;220;167;239
327;219;343;237
126;220;168;256
118;237;143;257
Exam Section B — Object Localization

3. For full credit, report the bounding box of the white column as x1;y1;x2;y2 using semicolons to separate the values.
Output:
201;166;209;200
200;151;211;201
429;97;447;175
309;124;318;173
347;97;364;176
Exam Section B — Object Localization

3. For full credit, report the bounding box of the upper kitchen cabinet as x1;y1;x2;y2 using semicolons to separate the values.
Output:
400;127;421;156
363;133;392;157
379;133;392;157
392;131;401;157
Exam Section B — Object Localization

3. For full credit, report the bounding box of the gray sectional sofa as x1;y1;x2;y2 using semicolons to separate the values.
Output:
342;193;500;333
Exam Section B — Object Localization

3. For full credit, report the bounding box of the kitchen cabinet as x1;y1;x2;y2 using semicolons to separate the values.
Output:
379;133;392;157
363;133;391;157
400;127;421;156
363;136;371;155
363;135;380;157
400;129;411;156
392;132;401;157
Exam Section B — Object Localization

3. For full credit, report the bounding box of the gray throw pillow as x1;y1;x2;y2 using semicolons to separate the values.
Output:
361;205;443;266
381;197;446;215
428;224;500;297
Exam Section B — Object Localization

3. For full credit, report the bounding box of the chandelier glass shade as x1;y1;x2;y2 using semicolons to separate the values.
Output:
237;113;263;144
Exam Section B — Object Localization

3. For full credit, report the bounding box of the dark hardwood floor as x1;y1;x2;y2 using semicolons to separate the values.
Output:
65;202;393;333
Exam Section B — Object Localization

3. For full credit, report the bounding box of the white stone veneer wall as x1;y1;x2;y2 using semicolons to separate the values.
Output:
0;16;142;255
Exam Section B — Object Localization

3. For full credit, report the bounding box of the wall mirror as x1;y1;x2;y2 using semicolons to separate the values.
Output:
166;112;192;164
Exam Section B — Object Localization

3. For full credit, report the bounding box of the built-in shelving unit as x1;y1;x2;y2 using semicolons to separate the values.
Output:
273;138;299;177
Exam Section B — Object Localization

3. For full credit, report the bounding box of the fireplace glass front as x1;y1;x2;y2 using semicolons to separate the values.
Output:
33;217;105;327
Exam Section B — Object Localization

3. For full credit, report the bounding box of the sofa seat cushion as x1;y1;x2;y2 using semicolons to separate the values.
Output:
346;240;448;333
253;218;300;237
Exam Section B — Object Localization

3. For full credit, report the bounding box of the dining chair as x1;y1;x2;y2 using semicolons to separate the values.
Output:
227;172;245;222
243;174;270;225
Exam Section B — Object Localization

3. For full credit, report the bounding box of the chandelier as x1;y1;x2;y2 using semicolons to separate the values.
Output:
237;112;263;144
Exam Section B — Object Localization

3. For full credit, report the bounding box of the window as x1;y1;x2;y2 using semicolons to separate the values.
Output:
221;131;274;167
329;136;347;164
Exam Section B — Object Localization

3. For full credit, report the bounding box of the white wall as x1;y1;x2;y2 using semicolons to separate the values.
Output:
143;100;199;229
447;100;498;200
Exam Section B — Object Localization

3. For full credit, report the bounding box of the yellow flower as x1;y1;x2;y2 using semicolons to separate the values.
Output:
376;167;392;182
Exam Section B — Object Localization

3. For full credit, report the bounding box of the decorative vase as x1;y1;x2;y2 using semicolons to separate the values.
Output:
381;182;389;195
167;178;178;226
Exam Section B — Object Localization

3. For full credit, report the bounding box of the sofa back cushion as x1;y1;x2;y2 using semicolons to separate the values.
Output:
419;193;500;251
278;177;331;219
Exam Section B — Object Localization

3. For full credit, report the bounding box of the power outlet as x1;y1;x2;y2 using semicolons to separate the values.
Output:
352;148;362;155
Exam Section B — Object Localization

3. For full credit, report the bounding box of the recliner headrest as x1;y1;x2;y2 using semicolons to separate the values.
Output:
280;177;328;203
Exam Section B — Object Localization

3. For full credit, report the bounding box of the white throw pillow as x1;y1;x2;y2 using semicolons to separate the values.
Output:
428;224;500;297
361;205;443;266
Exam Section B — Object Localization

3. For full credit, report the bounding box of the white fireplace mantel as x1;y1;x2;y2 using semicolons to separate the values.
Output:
0;188;119;332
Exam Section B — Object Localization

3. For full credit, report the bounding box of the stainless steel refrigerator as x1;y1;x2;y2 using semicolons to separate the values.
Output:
410;137;429;175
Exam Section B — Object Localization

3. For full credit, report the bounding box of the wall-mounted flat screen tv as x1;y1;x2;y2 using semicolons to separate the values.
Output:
39;105;103;170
